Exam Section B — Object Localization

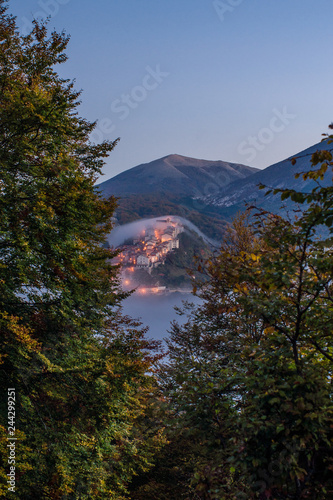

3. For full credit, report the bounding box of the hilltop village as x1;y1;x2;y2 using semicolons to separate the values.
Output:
114;218;184;271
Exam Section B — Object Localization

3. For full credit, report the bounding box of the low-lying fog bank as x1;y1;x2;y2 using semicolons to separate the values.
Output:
122;291;201;342
108;215;220;248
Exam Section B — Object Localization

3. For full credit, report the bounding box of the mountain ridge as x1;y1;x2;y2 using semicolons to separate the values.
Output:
97;140;332;240
97;154;259;198
201;139;331;216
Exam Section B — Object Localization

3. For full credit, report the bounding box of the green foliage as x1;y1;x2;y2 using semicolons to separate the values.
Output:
0;4;163;498
156;163;333;499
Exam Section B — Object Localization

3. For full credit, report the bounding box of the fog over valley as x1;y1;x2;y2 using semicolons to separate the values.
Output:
122;292;201;341
107;215;219;249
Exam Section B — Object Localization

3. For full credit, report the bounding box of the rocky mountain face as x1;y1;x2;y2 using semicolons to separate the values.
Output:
199;140;332;217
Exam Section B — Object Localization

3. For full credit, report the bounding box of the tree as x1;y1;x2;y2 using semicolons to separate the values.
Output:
159;138;333;499
0;3;163;498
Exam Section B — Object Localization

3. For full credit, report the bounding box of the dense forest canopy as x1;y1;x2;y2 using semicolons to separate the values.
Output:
0;2;162;498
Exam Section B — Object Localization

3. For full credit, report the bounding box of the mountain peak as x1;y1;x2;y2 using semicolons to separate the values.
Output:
161;154;185;160
97;154;259;197
161;153;206;162
160;153;228;167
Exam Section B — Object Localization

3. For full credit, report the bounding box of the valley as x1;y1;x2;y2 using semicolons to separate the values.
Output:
100;140;331;298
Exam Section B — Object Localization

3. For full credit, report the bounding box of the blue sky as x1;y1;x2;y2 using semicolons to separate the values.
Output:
9;0;333;180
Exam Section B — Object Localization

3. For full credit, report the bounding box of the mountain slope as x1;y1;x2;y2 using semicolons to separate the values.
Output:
98;154;259;198
201;140;332;216
97;142;332;241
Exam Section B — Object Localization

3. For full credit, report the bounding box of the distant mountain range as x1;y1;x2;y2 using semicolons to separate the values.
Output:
97;140;332;240
201;140;332;217
98;154;259;198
